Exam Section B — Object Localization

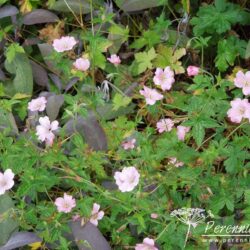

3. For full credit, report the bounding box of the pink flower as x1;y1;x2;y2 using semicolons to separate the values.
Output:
36;116;59;146
0;169;15;195
156;119;174;133
122;138;136;150
28;97;47;112
135;238;158;250
72;214;81;221
140;86;163;105
169;157;184;167
89;203;104;226
153;67;175;91
234;71;250;95
52;36;77;53
73;58;90;71
187;66;200;76
151;213;158;219
55;193;76;213
177;125;190;141
227;98;250;123
114;166;140;192
107;54;121;65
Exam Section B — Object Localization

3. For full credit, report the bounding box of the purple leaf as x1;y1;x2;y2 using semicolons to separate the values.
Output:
0;232;41;250
38;43;59;73
0;68;6;81
23;38;41;46
117;0;163;12
46;94;64;120
64;77;79;92
30;60;49;88
65;114;108;151
69;221;111;250
0;5;18;19
48;73;62;91
23;9;58;25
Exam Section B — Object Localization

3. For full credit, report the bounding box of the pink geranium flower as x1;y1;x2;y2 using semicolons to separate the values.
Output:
140;86;163;105
150;213;158;219
156;119;174;133
187;66;200;76
90;203;104;226
122;138;136;150
227;98;250;123
169;157;184;167
0;169;15;195
36;116;59;146
177;125;190;141
55;193;76;213
52;36;77;53
234;71;250;95
107;54;121;65
73;58;90;71
135;238;158;250
153;66;175;91
114;167;140;192
28;97;47;112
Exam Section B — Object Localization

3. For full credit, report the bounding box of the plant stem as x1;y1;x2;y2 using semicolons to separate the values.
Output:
184;223;191;248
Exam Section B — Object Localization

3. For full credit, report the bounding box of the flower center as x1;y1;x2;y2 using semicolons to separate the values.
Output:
239;107;246;115
160;73;166;82
63;202;70;209
0;179;7;188
129;175;135;184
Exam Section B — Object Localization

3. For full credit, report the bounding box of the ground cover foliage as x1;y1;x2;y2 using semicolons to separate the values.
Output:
1;0;250;249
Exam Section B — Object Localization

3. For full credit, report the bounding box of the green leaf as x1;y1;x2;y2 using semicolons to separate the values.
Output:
134;47;156;74
245;190;250;205
0;194;19;245
245;40;250;59
4;53;33;95
5;43;24;63
215;37;246;72
112;93;131;111
225;198;234;212
154;45;186;74
0;109;18;135
192;123;205;147
108;24;129;54
181;0;190;13
190;0;247;36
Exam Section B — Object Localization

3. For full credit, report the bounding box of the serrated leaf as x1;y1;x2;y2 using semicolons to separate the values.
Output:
215;37;246;72
190;0;245;36
154;45;186;74
134;47;156;74
192;123;205;146
112;93;131;111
